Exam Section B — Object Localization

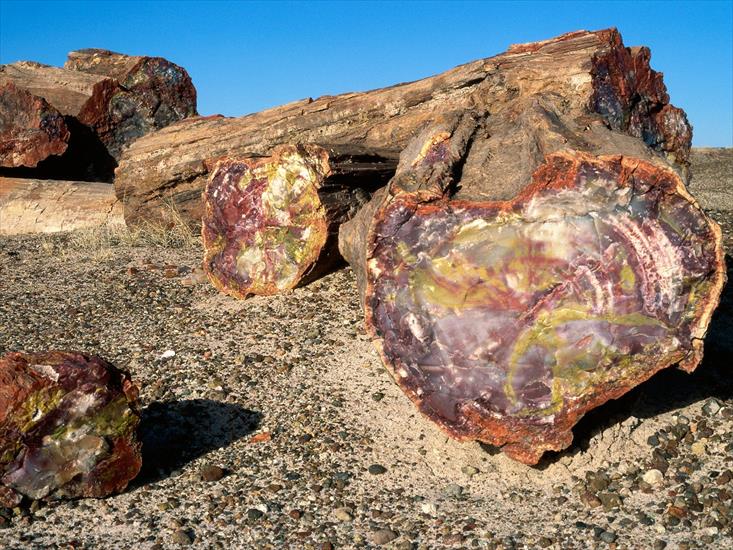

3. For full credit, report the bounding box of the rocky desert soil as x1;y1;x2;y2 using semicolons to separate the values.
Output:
0;150;731;549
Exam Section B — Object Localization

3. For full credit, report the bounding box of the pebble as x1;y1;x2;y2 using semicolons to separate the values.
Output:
332;507;353;522
368;464;388;475
599;530;617;543
246;508;264;521
170;529;192;545
200;464;225;482
643;469;664;485
702;399;722;416
370;529;398;545
443;484;464;498
690;440;707;456
461;465;479;477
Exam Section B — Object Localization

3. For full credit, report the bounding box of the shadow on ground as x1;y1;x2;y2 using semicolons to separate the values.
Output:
132;398;261;486
533;256;733;468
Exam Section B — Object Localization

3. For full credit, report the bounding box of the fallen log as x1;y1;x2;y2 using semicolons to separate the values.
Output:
0;83;70;168
339;113;725;465
0;177;123;235
202;144;398;297
115;28;690;228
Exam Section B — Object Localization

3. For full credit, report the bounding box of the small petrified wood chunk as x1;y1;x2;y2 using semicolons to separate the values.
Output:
0;83;70;168
0;352;141;504
203;144;397;298
341;125;724;465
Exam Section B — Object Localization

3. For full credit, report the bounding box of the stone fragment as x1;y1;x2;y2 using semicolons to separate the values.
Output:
0;351;141;502
643;470;665;485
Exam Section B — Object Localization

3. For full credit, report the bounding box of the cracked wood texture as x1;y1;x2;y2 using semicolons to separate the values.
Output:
0;83;70;168
203;144;398;297
0;352;141;505
338;113;725;465
115;28;689;229
0;177;123;235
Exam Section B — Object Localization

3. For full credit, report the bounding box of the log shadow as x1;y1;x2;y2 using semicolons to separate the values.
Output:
534;255;733;468
131;398;261;486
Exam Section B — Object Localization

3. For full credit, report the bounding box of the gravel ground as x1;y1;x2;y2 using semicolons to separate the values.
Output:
0;205;731;549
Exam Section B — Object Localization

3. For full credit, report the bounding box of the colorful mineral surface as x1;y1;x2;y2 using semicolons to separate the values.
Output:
0;83;70;168
0;352;142;503
365;153;724;464
202;145;332;298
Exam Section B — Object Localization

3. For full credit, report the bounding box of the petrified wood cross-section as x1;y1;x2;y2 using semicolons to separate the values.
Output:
343;131;724;464
0;352;141;505
203;144;397;298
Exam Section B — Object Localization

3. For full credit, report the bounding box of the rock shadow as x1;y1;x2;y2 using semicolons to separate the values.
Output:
132;398;261;486
534;255;732;468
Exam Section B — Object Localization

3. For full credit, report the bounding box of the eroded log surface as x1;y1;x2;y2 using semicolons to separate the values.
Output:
202;144;397;297
0;177;123;235
116;28;689;228
0;352;141;505
0;83;70;168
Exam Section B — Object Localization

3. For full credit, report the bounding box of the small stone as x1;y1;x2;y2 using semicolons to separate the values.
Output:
247;508;264;521
599;531;617;543
370;529;398;545
332;507;353;522
580;491;602;508
461;465;479;477
160;350;176;360
368;464;388;475
171;529;192;545
200;464;225;482
691;440;707;456
538;536;553;547
716;470;732;485
643;469;664;485
653;540;667;550
702;399;722;416
443;483;464;498
372;392;385;402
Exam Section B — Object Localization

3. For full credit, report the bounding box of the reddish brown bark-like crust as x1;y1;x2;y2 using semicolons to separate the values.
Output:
115;28;690;228
352;145;724;465
0;352;141;503
0;83;70;168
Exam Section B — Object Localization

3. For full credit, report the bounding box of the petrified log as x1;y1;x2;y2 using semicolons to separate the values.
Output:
115;28;689;228
0;51;196;167
0;352;141;505
202;144;397;297
0;177;123;235
64;48;197;159
0;83;70;168
339;115;725;465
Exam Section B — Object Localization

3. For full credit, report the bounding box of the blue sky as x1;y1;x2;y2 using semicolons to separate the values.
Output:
1;1;731;146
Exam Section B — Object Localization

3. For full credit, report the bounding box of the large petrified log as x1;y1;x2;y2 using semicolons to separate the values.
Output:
339;114;725;465
0;83;70;168
0;177;123;235
0;352;141;505
115;28;689;228
202;144;398;297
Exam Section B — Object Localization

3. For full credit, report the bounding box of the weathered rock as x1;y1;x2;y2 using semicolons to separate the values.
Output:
339;116;725;465
0;177;124;235
202;144;397;298
0;83;70;168
0;51;196;171
0;351;141;503
64;48;197;159
115;28;689;228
